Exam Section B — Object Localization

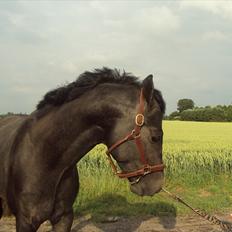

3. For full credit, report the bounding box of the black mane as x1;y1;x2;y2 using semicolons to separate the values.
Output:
37;67;165;113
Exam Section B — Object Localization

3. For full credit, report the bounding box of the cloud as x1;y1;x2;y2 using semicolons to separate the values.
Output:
100;5;180;37
0;1;231;114
180;0;232;20
10;85;38;94
202;30;228;41
136;6;180;33
61;61;79;74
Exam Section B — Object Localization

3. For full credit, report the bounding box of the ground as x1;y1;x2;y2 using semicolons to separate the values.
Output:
0;215;228;232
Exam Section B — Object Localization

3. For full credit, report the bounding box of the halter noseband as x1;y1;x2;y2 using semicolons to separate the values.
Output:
106;88;165;185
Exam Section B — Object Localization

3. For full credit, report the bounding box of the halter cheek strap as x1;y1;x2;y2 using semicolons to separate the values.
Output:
106;88;165;184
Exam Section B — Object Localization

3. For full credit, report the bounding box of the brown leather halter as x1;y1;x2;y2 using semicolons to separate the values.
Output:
106;88;165;185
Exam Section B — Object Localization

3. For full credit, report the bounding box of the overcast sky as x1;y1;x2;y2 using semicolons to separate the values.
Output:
0;1;232;114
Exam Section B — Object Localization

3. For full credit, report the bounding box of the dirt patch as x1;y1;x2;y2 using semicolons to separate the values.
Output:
199;190;212;198
0;215;228;232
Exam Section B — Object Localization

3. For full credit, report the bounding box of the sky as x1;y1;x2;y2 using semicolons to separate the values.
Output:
0;0;232;114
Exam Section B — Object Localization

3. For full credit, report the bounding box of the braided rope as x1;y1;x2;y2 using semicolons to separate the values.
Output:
162;188;232;232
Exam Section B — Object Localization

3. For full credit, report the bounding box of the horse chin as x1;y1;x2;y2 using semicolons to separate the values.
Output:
130;184;162;196
129;173;164;196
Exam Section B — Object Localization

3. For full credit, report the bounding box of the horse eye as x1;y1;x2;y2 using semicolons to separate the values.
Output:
151;135;162;143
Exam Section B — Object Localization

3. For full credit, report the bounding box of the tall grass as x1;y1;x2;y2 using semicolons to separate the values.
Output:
74;121;232;217
163;121;232;181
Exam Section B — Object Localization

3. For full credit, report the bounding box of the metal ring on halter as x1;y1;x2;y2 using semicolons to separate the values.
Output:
135;114;144;127
143;166;152;175
131;129;141;139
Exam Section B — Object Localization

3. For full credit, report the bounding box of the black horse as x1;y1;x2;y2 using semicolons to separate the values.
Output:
0;68;165;231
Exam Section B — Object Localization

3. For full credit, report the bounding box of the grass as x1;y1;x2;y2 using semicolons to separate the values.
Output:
73;121;232;220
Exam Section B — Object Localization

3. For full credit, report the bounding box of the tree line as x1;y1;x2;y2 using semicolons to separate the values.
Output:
0;112;28;118
166;99;232;122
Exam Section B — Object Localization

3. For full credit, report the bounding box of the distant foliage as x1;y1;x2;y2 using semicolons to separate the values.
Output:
0;112;28;118
168;99;232;122
180;105;232;122
167;111;180;120
177;99;195;112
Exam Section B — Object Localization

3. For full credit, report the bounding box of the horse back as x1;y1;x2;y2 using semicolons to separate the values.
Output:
0;116;28;201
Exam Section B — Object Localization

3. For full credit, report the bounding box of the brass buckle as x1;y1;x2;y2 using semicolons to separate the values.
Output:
143;165;152;176
135;114;144;127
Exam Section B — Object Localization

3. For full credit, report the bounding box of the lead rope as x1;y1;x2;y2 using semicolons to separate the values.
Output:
161;188;232;232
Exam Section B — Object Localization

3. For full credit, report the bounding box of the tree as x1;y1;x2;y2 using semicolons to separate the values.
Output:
177;99;195;112
168;111;180;120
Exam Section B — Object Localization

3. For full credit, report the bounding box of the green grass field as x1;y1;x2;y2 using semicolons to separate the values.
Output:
74;121;232;220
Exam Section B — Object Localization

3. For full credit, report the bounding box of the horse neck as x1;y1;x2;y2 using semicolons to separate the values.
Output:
33;84;138;166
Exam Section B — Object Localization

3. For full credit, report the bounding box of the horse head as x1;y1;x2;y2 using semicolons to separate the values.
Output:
106;74;165;196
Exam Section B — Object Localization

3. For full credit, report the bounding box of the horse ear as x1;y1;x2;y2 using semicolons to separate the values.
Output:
142;74;154;105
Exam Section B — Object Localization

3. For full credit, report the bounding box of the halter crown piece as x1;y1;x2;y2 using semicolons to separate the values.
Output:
106;88;165;185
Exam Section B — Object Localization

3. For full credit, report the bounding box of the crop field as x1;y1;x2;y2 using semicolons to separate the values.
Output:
163;121;232;178
74;121;232;219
